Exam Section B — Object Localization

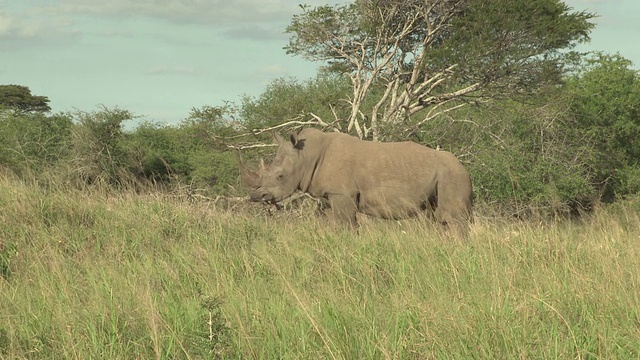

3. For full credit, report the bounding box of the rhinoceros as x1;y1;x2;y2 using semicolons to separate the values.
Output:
242;128;473;233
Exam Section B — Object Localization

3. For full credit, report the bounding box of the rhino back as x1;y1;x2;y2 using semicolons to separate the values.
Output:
318;136;457;186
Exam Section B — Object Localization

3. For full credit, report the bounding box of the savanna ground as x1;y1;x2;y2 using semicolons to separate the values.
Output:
1;172;639;359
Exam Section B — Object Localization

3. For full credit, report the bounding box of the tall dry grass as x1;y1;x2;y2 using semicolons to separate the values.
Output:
1;172;639;359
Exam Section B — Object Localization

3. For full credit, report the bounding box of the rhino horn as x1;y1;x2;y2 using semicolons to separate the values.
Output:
240;163;261;188
238;155;264;188
273;132;285;145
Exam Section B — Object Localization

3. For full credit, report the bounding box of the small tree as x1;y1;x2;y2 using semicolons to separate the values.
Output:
0;85;51;114
285;0;595;140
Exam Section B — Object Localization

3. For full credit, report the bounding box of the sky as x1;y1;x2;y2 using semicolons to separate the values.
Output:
1;0;639;127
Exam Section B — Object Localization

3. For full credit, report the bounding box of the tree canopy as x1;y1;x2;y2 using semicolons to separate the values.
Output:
0;85;51;114
285;0;595;140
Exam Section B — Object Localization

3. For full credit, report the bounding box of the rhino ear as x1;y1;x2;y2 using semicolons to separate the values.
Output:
290;131;304;150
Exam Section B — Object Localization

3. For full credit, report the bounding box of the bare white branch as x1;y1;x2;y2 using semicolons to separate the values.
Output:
226;143;278;150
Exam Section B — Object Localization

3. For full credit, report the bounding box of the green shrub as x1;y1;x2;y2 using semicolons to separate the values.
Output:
126;121;187;182
69;107;134;186
615;166;640;199
418;95;595;217
566;53;640;201
126;108;242;194
0;110;72;176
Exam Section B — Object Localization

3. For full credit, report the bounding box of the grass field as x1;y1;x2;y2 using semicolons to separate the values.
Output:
1;173;639;359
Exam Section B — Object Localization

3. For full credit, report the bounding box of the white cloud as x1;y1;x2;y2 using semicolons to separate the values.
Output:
0;10;80;48
48;0;304;25
0;13;14;34
223;24;286;41
40;0;353;28
2;0;352;48
147;66;198;76
257;64;288;76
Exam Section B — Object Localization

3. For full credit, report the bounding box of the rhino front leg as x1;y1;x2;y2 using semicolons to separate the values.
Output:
328;194;358;227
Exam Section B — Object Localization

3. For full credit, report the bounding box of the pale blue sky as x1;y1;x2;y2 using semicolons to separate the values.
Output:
1;0;638;126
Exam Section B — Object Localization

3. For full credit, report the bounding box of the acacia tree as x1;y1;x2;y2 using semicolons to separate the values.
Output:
0;85;51;114
285;0;595;140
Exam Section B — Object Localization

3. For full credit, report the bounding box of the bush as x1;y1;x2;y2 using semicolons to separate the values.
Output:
127;121;188;183
418;94;595;217
0;110;72;177
126;107;242;195
615;166;640;199
68;107;134;186
566;53;640;201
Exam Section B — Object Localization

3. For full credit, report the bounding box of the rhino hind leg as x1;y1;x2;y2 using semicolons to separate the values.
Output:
328;194;358;227
419;195;437;221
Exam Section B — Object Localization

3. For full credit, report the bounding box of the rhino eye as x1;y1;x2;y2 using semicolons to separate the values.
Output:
276;173;285;181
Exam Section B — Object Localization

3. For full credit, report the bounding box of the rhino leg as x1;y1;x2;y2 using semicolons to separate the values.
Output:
434;184;472;237
328;194;358;227
435;208;464;235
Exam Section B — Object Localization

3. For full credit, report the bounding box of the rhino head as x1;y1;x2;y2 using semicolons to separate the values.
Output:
241;132;305;204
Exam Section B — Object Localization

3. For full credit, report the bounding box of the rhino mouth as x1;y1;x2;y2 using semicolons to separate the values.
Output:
250;192;277;203
250;192;290;210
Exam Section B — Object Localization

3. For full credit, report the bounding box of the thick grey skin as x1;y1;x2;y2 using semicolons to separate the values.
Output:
243;128;473;233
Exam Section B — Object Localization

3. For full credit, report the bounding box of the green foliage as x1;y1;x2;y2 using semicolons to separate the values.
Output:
615;166;640;197
0;103;243;195
185;104;241;142
127;105;241;194
417;93;594;216
69;107;135;186
436;0;595;92
565;53;640;200
127;121;189;183
3;41;638;222
0;240;16;280
179;105;242;193
187;151;238;194
288;0;594;84
0;328;7;356
285;3;359;62
240;74;351;134
0;111;72;177
399;52;640;214
0;85;51;113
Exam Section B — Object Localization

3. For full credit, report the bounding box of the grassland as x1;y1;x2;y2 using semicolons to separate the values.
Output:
1;173;639;359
